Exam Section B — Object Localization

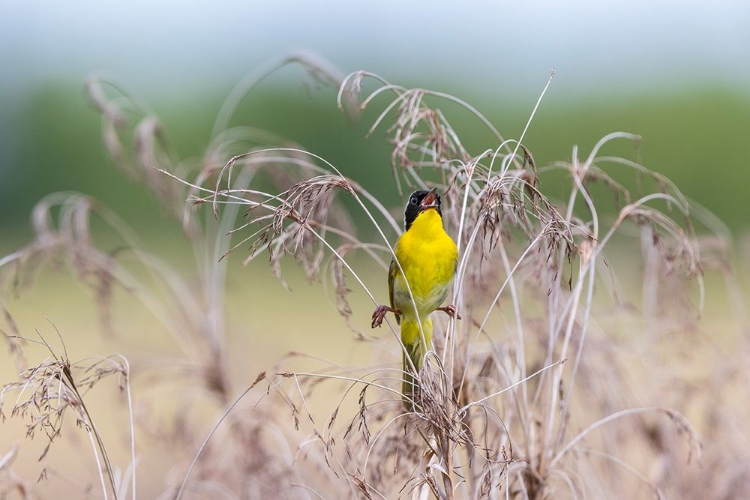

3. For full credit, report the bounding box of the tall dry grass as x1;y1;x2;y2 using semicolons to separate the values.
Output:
1;51;749;499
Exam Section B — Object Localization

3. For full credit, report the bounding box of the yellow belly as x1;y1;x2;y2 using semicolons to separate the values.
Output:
392;209;458;323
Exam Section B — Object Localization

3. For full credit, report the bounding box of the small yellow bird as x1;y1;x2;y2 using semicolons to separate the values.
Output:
371;187;459;409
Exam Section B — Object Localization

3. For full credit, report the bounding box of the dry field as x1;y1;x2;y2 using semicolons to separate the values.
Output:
2;53;748;499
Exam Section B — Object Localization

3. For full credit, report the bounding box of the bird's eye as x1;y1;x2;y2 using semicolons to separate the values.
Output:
409;196;418;205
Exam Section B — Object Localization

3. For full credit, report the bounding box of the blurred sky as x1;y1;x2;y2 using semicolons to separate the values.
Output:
1;0;749;231
2;0;748;99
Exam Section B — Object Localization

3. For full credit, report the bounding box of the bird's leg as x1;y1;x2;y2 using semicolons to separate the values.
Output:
438;304;461;320
371;305;401;328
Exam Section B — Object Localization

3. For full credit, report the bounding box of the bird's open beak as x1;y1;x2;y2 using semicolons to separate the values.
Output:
420;187;439;210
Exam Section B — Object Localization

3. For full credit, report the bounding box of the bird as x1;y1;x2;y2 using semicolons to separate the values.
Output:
371;187;459;410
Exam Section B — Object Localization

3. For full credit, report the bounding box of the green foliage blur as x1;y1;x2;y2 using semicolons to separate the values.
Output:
2;80;748;251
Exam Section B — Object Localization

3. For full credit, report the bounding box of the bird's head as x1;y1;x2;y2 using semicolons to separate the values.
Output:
404;187;442;231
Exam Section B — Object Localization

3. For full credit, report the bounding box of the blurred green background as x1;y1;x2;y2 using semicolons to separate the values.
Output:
2;1;749;248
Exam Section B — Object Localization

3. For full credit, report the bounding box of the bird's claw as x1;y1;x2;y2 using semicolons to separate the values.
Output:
371;305;395;328
439;304;461;320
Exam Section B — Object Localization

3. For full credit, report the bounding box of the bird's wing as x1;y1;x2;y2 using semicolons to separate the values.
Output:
387;257;400;325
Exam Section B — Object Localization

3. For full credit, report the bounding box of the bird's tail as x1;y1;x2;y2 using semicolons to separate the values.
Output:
400;317;432;411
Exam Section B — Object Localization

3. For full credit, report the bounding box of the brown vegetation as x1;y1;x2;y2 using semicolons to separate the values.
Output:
1;51;748;499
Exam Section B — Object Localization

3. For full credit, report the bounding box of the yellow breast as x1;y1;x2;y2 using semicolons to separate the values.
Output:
392;209;458;322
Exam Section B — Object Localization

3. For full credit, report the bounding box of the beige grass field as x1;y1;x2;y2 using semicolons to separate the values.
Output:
2;54;749;499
